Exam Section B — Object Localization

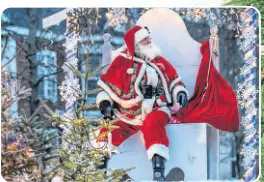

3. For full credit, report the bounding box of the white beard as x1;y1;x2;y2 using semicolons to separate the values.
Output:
135;42;161;61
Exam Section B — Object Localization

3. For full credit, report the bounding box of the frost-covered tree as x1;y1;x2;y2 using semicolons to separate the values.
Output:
41;29;131;181
1;64;60;181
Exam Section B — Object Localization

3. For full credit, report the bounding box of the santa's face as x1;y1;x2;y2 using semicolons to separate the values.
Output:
139;36;152;45
135;36;161;61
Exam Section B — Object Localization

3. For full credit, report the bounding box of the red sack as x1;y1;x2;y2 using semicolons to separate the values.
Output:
172;41;239;132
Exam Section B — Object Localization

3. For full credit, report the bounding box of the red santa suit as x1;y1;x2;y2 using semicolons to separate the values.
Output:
96;25;188;160
96;25;239;160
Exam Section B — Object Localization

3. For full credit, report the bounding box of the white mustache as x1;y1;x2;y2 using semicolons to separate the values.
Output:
135;42;161;60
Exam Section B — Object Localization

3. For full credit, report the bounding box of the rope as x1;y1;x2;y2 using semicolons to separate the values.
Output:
201;35;215;101
201;9;216;101
201;39;213;102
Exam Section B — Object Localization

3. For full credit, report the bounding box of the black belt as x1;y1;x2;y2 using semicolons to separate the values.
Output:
141;85;165;99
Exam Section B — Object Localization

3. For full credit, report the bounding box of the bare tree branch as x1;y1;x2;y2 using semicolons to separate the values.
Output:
1;35;9;60
32;70;64;88
1;48;23;69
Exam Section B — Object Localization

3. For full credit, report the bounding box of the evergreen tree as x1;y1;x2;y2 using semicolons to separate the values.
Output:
1;68;60;181
41;48;131;181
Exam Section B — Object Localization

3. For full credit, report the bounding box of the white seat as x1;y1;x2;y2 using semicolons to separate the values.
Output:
108;123;219;181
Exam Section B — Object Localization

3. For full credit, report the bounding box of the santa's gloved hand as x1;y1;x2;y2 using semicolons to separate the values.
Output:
177;92;188;108
99;100;114;120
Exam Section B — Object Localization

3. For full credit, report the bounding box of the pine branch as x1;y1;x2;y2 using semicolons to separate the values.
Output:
28;106;43;122
86;88;98;95
82;104;98;110
2;148;38;155
42;154;60;161
88;64;109;78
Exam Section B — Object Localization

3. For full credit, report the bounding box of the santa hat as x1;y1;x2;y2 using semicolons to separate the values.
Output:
123;25;150;62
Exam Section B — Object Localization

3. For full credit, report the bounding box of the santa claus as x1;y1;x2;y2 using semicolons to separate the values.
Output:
96;25;189;181
96;25;239;181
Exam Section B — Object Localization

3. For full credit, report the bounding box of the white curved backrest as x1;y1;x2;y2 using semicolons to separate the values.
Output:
137;8;202;97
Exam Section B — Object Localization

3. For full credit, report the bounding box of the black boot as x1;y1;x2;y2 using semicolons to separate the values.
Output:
152;154;166;181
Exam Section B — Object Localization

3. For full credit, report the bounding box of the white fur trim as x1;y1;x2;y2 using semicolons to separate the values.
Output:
135;28;149;44
141;96;156;118
120;53;172;104
147;144;170;160
121;55;147;99
141;65;159;117
169;77;182;92
157;106;171;118
134;61;147;98
120;54;147;99
97;79;143;109
173;85;189;99
146;65;159;85
170;102;181;114
146;61;172;104
96;91;113;107
171;85;189;112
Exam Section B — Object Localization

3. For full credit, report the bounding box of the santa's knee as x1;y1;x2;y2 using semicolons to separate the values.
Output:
143;109;170;128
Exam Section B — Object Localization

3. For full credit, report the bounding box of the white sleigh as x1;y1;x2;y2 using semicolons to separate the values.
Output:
102;8;220;181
